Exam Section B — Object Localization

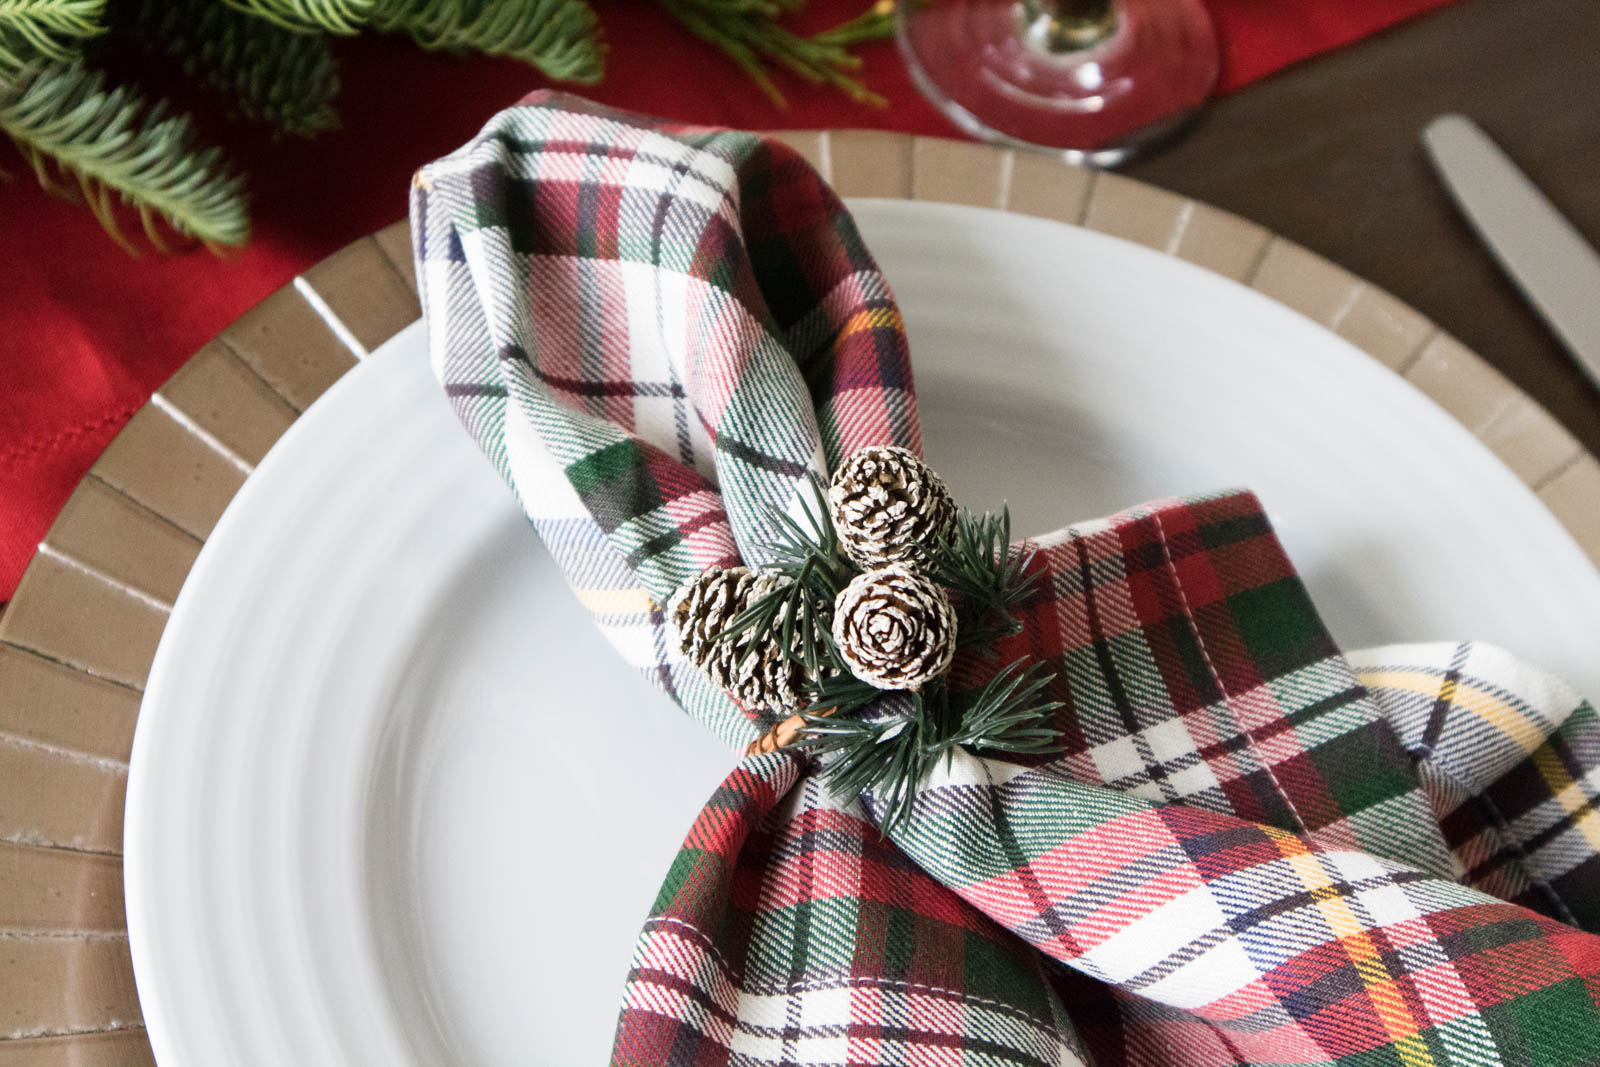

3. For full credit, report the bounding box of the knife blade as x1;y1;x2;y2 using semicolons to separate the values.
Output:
1422;113;1600;386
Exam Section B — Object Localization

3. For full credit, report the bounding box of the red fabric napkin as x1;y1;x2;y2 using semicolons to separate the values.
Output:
0;0;1459;601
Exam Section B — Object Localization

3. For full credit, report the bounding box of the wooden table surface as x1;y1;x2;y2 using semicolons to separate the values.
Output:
1126;0;1600;456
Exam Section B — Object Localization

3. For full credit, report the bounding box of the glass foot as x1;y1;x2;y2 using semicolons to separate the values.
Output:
896;0;1220;166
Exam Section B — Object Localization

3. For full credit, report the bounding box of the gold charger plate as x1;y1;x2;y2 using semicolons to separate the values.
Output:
2;132;1596;1066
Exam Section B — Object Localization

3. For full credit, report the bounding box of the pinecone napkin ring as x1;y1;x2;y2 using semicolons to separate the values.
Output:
667;447;1062;830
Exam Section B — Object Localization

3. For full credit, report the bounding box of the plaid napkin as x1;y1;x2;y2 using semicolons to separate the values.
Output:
411;93;1600;1066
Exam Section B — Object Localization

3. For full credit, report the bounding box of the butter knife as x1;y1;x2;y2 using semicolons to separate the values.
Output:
1422;113;1600;386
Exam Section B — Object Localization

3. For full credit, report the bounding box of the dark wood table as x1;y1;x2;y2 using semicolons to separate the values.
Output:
1126;0;1600;455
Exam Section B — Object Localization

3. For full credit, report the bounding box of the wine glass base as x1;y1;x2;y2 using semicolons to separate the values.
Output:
897;0;1220;166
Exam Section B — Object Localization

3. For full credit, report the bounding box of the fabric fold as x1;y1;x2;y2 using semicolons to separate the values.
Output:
1354;642;1600;931
412;93;1600;1066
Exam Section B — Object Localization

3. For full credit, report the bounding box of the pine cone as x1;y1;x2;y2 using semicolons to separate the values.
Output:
832;565;957;691
828;446;956;569
725;642;810;716
668;566;758;681
724;574;812;714
669;568;811;714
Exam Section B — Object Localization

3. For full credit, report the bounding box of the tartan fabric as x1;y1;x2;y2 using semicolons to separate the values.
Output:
1353;642;1600;932
411;93;1600;1065
615;749;1092;1067
412;91;913;751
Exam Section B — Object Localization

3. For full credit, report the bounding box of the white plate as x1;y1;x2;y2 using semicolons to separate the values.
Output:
126;201;1600;1066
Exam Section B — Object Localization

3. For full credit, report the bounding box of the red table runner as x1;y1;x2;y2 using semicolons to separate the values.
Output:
0;0;1458;600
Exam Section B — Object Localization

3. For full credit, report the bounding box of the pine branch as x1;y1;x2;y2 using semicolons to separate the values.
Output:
219;0;376;35
713;477;852;677
372;0;603;83
801;661;1060;835
655;0;887;107
0;0;105;72
802;695;931;831
811;0;892;47
0;59;248;251
924;506;1037;648
113;0;340;137
947;660;1062;754
759;474;850;590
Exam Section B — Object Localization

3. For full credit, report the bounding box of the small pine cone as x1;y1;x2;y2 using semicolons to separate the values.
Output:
751;573;821;662
672;569;812;714
669;566;758;680
724;574;812;714
727;643;810;716
828;446;955;569
832;565;957;691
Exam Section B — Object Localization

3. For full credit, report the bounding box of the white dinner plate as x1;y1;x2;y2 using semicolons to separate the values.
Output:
125;200;1600;1066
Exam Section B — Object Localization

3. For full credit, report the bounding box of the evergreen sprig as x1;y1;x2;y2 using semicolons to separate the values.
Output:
802;694;931;831
373;0;603;83
810;0;892;47
4;0;890;252
712;474;1061;835
717;476;848;676
0;58;248;250
219;0;375;35
116;0;340;137
924;506;1039;649
947;659;1063;753
655;0;887;107
801;662;1063;833
796;662;1062;831
0;0;105;71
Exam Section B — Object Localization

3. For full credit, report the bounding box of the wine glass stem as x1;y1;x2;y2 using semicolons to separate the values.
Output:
1021;0;1119;51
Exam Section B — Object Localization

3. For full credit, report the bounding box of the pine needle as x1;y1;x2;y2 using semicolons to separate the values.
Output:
923;505;1038;648
219;0;376;35
0;59;249;250
0;0;105;71
656;0;889;107
811;0;892;46
112;0;340;136
372;0;603;83
948;660;1063;754
114;0;341;137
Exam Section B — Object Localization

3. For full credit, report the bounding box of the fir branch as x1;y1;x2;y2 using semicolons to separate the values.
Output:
0;59;248;251
759;474;850;591
802;663;1060;835
656;0;886;107
114;0;340;137
811;0;892;47
801;695;931;831
925;506;1037;648
372;0;603;83
0;0;105;72
723;568;840;677
947;660;1062;754
219;0;375;35
807;671;881;719
715;476;852;675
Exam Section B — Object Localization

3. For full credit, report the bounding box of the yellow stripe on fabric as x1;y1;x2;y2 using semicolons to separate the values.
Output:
577;587;660;616
834;306;903;347
1268;828;1437;1066
1531;745;1600;855
1357;669;1551;757
1365;665;1600;889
